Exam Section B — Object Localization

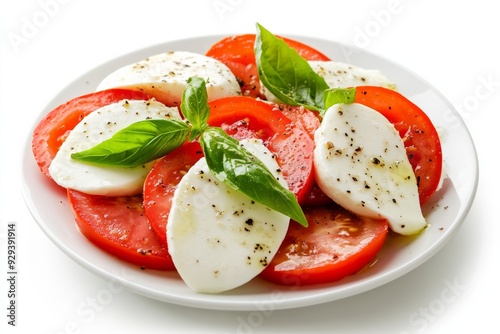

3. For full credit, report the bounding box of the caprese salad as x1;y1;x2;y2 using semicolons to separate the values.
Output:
31;23;442;294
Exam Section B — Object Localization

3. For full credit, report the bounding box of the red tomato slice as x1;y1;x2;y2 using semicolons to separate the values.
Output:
207;96;315;203
143;142;204;249
206;34;330;98
67;189;173;270
301;183;333;206
274;106;326;206
277;104;321;141
32;89;151;179
260;203;388;286
353;86;443;204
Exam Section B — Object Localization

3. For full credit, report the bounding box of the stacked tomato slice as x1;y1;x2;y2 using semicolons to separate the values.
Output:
31;34;442;286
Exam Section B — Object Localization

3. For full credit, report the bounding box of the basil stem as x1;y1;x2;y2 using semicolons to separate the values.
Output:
255;23;329;112
71;119;190;167
200;127;308;227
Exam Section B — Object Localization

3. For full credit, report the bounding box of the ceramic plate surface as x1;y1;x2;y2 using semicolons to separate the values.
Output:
22;35;478;311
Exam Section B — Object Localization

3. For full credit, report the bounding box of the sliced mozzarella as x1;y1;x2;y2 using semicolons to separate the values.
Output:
314;103;426;235
262;60;395;102
49;99;181;196
308;60;396;90
167;139;290;293
96;51;241;106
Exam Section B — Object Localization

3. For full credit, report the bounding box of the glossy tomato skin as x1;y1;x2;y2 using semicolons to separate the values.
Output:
32;89;151;179
207;96;315;203
68;189;174;270
260;203;388;286
275;105;328;206
143;142;204;249
354;86;442;204
301;183;333;206
206;34;330;98
277;104;321;141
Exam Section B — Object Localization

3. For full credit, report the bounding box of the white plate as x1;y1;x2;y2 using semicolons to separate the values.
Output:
21;35;478;311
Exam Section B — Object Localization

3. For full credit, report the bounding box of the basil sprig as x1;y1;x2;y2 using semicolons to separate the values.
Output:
71;119;190;167
200;127;307;226
181;76;209;141
255;24;361;117
71;77;307;226
323;87;357;111
255;23;330;113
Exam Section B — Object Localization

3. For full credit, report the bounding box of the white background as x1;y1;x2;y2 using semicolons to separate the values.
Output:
0;0;497;333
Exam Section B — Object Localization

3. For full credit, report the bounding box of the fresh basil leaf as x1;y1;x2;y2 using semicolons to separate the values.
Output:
255;23;329;112
200;127;308;227
71;119;190;167
323;87;356;116
181;76;210;141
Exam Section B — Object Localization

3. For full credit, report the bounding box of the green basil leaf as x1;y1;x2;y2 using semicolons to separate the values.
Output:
323;87;356;116
71;119;190;167
255;23;329;112
200;127;308;227
181;76;210;141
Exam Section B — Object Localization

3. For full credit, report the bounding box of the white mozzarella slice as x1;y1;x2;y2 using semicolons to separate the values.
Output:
308;60;396;90
167;139;290;293
49;99;181;196
96;51;241;106
262;60;395;102
314;103;426;235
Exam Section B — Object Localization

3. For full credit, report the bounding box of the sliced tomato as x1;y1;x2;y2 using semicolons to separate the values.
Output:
301;183;333;206
68;189;173;270
206;34;330;98
274;105;325;206
277;104;321;140
207;96;315;203
353;86;442;204
143;142;204;249
260;203;388;286
32;89;151;179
